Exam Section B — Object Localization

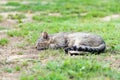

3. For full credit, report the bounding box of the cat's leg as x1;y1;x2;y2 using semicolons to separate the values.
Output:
64;47;74;54
68;45;90;55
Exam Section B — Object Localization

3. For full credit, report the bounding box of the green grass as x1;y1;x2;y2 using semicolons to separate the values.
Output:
6;1;21;6
8;13;26;20
20;57;120;80
0;38;9;46
18;19;120;52
0;15;3;22
3;67;13;73
1;0;120;79
15;66;21;71
5;0;120;16
7;30;28;37
7;13;26;23
0;26;6;30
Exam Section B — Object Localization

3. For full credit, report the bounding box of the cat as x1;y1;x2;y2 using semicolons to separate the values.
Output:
36;32;106;55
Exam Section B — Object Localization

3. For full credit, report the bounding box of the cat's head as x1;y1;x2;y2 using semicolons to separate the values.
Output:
35;32;50;50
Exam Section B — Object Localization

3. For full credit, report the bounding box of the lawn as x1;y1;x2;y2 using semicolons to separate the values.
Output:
0;0;120;80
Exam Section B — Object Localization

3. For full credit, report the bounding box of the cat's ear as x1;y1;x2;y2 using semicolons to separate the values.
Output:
41;32;49;39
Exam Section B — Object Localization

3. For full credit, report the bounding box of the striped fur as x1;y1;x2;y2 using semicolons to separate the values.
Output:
65;42;106;54
36;32;106;54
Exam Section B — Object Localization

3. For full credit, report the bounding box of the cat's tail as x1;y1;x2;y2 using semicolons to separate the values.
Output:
65;42;106;54
75;42;106;53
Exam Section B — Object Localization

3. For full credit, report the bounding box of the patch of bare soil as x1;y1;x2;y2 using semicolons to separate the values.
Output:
0;11;33;23
0;20;17;29
1;6;17;10
0;72;20;80
0;11;41;80
0;0;7;4
0;35;40;80
0;12;20;19
0;11;43;24
101;14;120;21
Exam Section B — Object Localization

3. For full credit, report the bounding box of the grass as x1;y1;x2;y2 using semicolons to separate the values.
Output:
7;0;119;79
0;0;120;80
0;38;9;46
7;30;28;37
0;26;6;30
18;20;120;52
8;13;26;20
15;66;21;71
16;52;24;55
4;67;13;73
5;0;120;16
20;57;120;80
5;1;21;6
7;13;26;23
0;15;3;22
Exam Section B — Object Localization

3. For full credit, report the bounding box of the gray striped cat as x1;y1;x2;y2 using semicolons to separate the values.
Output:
36;32;106;55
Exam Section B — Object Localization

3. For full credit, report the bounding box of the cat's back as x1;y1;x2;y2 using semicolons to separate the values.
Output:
67;32;104;46
50;32;69;45
68;32;102;39
51;32;69;39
